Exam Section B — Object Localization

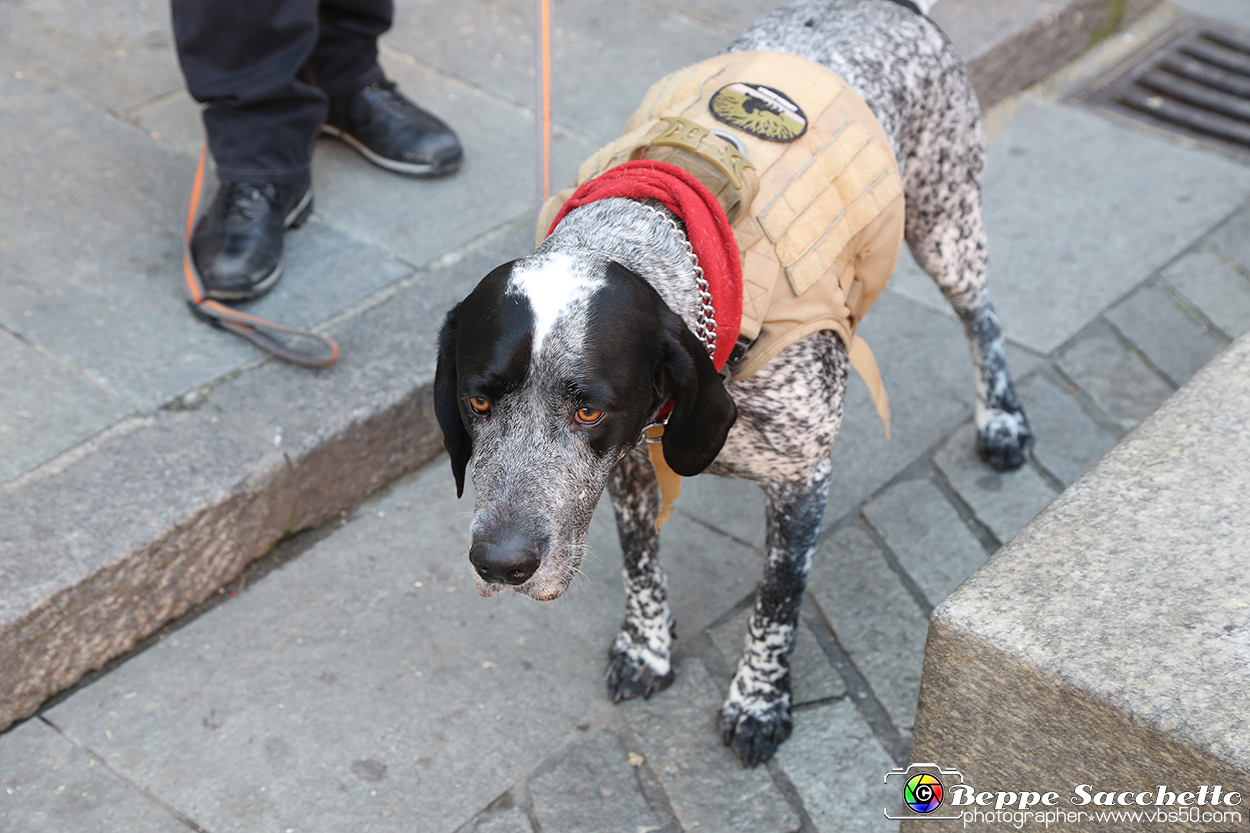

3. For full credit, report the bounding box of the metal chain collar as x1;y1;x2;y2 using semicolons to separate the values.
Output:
639;203;718;359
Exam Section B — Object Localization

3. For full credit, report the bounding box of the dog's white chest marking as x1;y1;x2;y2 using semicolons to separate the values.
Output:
507;252;604;355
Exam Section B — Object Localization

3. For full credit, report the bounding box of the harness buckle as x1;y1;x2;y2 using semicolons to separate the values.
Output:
640;419;668;445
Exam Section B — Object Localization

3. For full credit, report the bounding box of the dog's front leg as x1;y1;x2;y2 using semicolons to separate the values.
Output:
605;447;676;701
720;457;832;767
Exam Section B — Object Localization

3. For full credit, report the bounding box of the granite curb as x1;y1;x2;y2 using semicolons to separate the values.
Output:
932;0;1162;111
0;0;1165;732
0;216;535;731
905;332;1250;832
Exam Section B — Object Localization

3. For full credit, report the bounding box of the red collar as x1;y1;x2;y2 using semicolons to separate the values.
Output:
547;160;743;372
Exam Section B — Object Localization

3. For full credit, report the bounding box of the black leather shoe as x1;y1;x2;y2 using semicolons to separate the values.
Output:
190;178;313;302
323;80;463;177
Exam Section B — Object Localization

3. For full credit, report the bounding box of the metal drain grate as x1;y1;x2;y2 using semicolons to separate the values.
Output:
1077;19;1250;161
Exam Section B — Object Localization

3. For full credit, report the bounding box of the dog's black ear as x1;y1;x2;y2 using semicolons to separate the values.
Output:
434;305;471;498
657;309;737;476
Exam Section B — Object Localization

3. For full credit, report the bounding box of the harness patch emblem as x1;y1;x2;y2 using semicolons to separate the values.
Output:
709;82;807;142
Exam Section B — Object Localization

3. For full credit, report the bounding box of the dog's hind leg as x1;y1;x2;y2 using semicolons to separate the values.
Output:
902;91;1034;470
719;455;833;767
605;448;676;701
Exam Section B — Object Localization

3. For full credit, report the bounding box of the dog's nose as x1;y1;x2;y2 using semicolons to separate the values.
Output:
469;531;541;586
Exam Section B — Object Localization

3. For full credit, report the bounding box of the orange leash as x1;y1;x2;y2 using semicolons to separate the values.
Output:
182;143;339;368
535;0;551;205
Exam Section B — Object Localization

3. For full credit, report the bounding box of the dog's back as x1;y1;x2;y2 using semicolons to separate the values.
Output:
727;0;974;188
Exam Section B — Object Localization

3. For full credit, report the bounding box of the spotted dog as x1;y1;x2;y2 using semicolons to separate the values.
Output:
434;0;1033;766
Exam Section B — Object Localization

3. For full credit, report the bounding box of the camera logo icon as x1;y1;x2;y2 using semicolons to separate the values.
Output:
885;763;964;821
905;772;944;813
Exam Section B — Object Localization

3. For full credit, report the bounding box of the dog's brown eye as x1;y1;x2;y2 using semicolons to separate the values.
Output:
468;396;491;415
575;407;604;425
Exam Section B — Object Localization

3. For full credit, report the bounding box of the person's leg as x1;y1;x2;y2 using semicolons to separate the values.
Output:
304;0;391;98
173;0;325;183
311;0;463;177
171;0;320;300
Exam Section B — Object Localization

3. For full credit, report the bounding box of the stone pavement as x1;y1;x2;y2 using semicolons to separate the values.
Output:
4;0;1250;830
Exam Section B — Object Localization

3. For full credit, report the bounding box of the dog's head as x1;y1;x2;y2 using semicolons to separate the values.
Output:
434;250;737;601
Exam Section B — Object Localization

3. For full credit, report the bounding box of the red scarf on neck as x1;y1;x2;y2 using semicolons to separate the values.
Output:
547;160;743;371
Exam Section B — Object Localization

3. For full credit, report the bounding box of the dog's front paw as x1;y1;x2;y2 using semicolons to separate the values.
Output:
977;406;1034;471
606;634;674;703
719;692;793;768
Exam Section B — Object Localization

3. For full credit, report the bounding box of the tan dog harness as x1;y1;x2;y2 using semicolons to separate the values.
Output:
539;50;906;432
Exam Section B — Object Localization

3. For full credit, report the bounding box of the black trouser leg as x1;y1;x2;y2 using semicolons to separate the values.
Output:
171;0;394;183
307;0;393;97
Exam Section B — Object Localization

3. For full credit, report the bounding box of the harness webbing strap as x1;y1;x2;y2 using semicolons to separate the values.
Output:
182;143;339;368
644;424;683;531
